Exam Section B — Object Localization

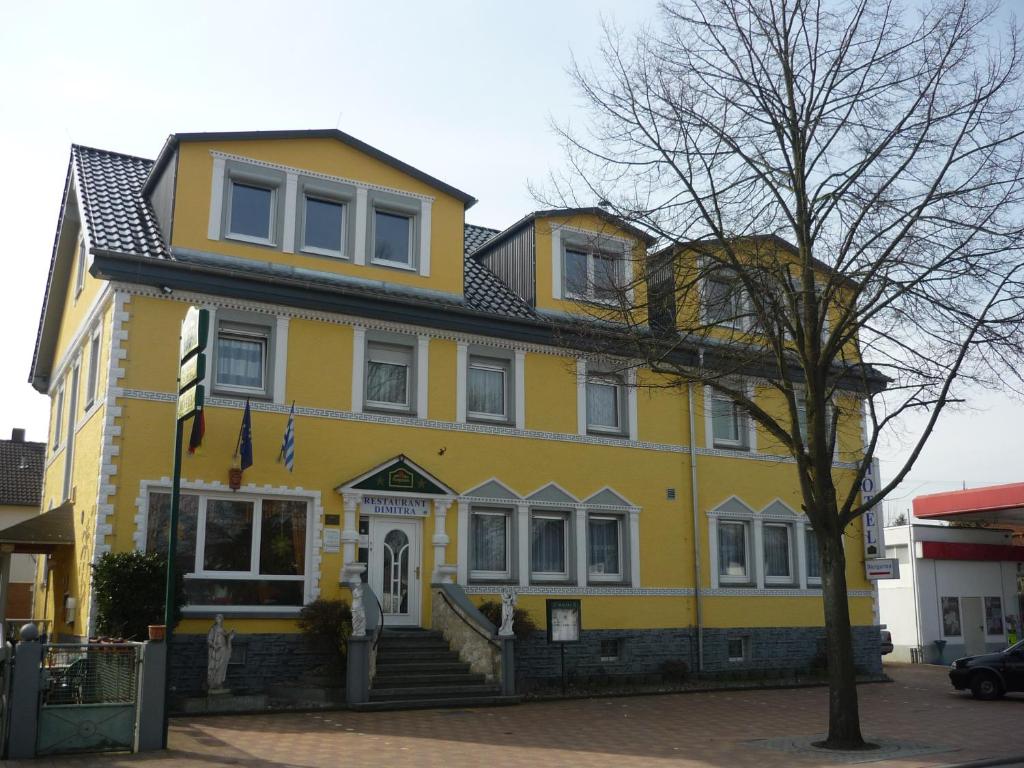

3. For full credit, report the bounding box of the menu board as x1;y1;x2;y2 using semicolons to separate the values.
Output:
546;599;581;644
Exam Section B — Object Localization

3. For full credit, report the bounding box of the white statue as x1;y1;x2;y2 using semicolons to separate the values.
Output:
499;588;516;637
351;581;366;637
206;614;235;692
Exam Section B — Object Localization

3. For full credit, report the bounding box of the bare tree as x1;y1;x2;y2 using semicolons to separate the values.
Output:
544;0;1024;749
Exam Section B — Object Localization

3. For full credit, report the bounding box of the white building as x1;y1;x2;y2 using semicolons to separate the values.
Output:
878;524;1022;663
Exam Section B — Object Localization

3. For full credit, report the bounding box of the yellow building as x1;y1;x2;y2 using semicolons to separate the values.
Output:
28;131;882;702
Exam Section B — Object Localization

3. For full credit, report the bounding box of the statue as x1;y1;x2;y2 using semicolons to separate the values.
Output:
498;588;516;637
206;614;235;692
351;581;366;637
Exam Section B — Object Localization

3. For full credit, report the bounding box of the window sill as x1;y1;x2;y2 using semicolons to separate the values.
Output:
469;576;517;585
300;246;349;260
717;580;754;587
712;443;751;452
587;428;627;439
225;232;277;249
213;387;272;401
587;578;626;586
468;414;513;426
370;258;417;273
364;404;415;417
182;607;302;619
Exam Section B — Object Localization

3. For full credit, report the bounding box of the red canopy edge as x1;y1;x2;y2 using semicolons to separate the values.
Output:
913;482;1024;519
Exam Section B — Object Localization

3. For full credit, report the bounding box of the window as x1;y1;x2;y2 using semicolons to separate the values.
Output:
530;512;569;581
373;210;413;267
884;543;909;565
302;195;345;256
467;356;509;422
586;375;625;435
985;597;1004;636
806;527;821;582
85;327;101;408
599;637;622;662
704;272;746;327
147;491;309;608
763;523;793;584
710;391;748;449
227;181;275;244
52;384;65;450
470;508;511;580
365;342;413;412
75;239;87;297
215;322;270;396
588;515;622;581
564;247;623;303
727;636;748;662
718;521;750;583
941;596;962;637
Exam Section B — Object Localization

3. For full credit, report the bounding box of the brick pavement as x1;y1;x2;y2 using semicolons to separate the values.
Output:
5;664;1023;768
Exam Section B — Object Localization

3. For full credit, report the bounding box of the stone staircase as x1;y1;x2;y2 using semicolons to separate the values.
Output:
352;629;519;711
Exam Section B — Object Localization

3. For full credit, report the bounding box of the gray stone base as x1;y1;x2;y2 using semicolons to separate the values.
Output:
515;625;882;688
178;692;269;714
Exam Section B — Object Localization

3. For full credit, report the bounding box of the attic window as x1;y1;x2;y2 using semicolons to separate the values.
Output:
227;181;275;245
564;247;623;303
75;239;87;297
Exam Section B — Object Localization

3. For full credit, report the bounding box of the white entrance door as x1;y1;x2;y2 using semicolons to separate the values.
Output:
368;517;421;627
962;597;987;656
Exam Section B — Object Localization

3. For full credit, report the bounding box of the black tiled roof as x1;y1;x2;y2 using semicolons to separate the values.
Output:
464;224;500;255
0;439;45;507
73;145;169;258
462;224;535;319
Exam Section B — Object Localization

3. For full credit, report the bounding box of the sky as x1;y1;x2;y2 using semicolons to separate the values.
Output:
1;1;1021;511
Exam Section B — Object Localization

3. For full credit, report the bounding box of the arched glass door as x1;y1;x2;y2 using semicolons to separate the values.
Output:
368;517;421;626
382;528;410;615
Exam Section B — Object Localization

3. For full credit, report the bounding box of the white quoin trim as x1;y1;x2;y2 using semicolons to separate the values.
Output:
351;326;365;413
273;315;289;404
207;156;226;240
574;507;588;587
353;188;368;266
456;501;470;584
417;335;430;419
282;172;298;253
514;349;526;430
455;342;468;423
516;501;530;587
629;508;641;587
576;358;587;436
418;199;432;277
550;225;563;300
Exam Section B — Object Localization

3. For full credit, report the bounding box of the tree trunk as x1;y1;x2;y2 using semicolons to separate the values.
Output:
819;529;866;749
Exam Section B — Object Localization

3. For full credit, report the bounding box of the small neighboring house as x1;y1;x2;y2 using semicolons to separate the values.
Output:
0;428;45;625
879;486;1024;664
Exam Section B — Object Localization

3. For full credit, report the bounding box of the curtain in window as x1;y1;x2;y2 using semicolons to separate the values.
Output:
805;528;820;578
587;381;618;428
711;396;741;442
217;335;265;389
472;513;507;572
468;365;505;416
366;360;408;404
531;516;566;573
764;525;791;578
588;518;620;575
718;522;746;577
259;499;307;576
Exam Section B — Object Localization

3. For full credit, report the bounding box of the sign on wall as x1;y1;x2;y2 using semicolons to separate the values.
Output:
546;599;582;644
860;458;885;559
361;495;431;517
322;529;340;553
865;557;900;580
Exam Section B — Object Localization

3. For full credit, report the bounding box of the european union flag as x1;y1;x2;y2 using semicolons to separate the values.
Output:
238;399;254;471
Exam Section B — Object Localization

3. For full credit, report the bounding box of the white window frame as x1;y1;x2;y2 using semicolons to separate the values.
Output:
364;341;414;413
762;522;794;585
300;193;347;258
563;245;624;305
710;391;749;449
587;514;624;583
213;321;271;398
702;271;748;329
225;177;279;247
75;239;87;297
52;382;65;451
84;325;101;408
467;356;510;423
586;375;625;435
371;207;416;270
727;636;749;662
804;524;822;586
469;507;513;581
717;520;752;584
530;510;571;582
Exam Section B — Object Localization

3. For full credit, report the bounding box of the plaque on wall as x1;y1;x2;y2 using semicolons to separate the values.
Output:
546;599;582;644
324;514;340;526
323;529;341;553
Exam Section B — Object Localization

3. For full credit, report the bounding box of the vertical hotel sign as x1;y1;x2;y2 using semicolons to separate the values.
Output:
861;458;884;559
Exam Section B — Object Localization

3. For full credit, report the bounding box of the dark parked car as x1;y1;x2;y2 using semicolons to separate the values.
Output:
949;639;1024;699
880;630;893;655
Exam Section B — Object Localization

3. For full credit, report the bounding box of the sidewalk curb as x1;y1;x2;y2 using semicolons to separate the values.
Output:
939;756;1024;768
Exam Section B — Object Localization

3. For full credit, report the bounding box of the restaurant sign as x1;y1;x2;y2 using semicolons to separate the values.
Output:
362;495;431;517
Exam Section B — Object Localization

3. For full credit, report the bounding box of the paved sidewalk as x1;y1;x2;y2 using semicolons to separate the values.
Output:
5;664;1023;767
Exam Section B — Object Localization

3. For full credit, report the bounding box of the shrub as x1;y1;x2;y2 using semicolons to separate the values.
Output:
91;550;185;640
476;600;538;640
297;598;352;665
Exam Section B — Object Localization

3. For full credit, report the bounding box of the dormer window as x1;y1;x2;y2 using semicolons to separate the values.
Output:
703;271;748;328
565;247;623;303
302;196;346;256
227;181;275;244
373;210;413;268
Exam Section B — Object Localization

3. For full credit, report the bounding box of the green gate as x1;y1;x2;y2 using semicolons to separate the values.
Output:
36;643;140;756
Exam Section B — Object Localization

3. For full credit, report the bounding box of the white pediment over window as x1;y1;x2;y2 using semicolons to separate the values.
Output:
584;487;635;509
709;496;756;517
463;478;521;501
526;482;578;506
761;499;799;518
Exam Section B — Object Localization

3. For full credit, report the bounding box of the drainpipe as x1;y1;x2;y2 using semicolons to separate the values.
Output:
688;350;705;672
908;523;923;661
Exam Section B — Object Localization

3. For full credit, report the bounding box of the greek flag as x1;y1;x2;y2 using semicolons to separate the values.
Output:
279;402;295;472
